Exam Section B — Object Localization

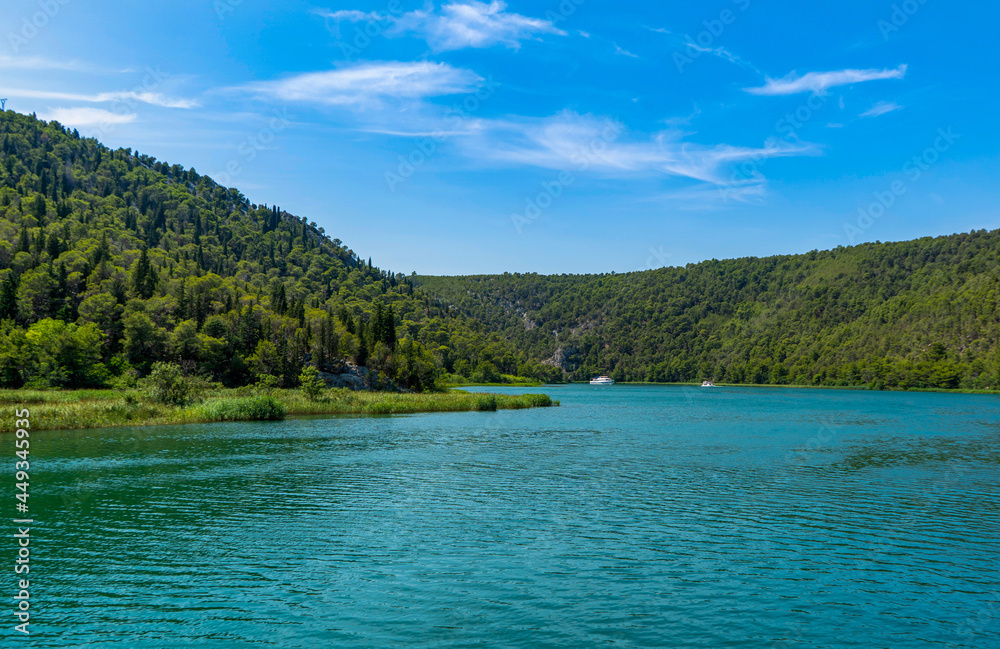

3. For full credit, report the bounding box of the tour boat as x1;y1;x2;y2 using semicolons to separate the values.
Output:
701;380;716;387
590;375;615;386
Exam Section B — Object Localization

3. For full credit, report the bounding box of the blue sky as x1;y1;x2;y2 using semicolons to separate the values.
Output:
1;0;998;274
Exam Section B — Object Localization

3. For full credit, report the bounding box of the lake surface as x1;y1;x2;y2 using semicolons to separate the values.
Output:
16;385;1000;647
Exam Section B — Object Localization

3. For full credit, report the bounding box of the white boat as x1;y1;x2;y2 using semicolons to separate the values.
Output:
701;380;716;387
590;375;614;386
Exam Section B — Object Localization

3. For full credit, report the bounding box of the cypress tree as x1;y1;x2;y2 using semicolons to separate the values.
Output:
277;284;288;315
384;305;396;350
0;272;19;321
177;282;187;318
46;233;61;260
132;246;157;299
55;263;71;321
16;224;30;254
33;194;46;224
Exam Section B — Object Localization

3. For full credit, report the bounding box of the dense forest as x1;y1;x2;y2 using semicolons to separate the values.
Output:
2;109;997;393
415;230;1000;390
0;110;562;390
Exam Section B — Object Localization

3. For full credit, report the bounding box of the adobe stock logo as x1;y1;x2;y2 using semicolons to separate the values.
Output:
877;0;931;40
7;0;72;54
844;127;959;244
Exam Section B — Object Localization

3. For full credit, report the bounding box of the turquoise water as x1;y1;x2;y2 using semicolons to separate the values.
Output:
17;385;1000;647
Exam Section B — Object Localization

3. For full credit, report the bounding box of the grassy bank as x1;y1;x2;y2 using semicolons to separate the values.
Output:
440;373;545;388
442;381;544;388
0;388;559;433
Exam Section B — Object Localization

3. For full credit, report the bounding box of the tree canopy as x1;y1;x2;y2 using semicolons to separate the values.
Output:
415;230;1000;390
0;111;558;390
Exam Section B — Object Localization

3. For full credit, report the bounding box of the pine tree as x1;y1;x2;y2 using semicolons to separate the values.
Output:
193;209;202;243
54;262;71;321
16;224;30;254
91;231;110;266
33;193;46;222
33;229;46;256
0;272;19;321
177;282;188;319
277;284;288;315
384;305;396;350
132;246;157;299
46;233;61;260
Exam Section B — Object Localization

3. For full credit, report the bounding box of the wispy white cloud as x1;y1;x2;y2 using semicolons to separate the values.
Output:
360;127;481;138
319;1;565;51
320;9;382;21
0;55;150;76
746;65;907;96
686;42;760;74
860;101;903;118
0;54;100;72
39;107;137;128
466;111;817;185
2;87;198;108
646;27;758;73
236;61;482;107
653;182;769;209
614;43;639;58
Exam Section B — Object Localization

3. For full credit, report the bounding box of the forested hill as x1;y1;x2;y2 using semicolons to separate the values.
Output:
414;229;1000;390
3;108;997;393
0;110;563;390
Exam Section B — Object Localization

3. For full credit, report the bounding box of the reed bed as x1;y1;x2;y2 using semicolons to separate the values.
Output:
192;396;287;422
277;389;554;416
0;389;557;432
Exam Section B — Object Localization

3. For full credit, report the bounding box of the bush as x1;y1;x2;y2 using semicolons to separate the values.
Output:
472;394;498;411
299;365;326;401
193;396;287;422
471;361;501;384
253;373;281;395
142;362;205;406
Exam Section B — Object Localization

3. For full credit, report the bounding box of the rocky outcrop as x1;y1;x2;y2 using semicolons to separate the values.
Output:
316;361;405;392
542;346;577;373
318;370;365;390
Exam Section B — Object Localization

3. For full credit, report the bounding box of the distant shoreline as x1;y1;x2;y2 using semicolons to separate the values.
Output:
562;381;1000;395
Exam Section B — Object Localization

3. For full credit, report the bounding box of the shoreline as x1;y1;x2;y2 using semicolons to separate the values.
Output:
0;389;559;433
565;381;1000;395
443;381;544;388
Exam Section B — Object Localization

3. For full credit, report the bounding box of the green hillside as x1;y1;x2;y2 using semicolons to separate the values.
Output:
414;231;1000;390
0;110;560;390
4;108;997;393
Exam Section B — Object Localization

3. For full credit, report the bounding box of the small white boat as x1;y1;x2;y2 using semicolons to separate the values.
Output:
701;380;716;387
590;375;615;386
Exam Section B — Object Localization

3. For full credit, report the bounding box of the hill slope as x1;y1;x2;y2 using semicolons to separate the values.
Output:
0;110;560;390
415;231;1000;390
4;108;996;393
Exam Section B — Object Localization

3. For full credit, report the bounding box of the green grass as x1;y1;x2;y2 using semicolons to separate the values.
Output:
440;373;545;388
278;389;555;416
0;388;558;432
192;396;287;422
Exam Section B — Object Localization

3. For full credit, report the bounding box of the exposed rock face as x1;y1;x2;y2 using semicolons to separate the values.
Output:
316;361;404;392
542;346;577;373
318;370;365;390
